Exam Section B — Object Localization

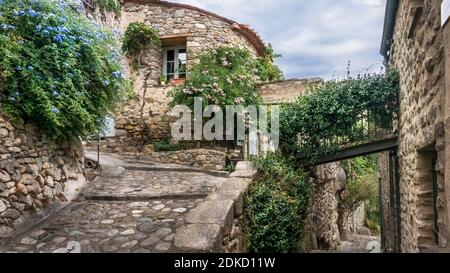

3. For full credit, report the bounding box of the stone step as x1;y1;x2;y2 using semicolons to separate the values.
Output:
124;163;229;178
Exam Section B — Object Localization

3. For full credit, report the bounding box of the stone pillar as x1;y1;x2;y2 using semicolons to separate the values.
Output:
443;10;450;245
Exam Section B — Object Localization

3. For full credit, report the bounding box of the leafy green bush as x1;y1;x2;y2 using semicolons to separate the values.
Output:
95;0;121;15
122;22;161;68
280;70;399;163
255;45;283;82
245;153;310;253
0;0;128;138
169;46;282;109
338;156;379;234
153;140;184;152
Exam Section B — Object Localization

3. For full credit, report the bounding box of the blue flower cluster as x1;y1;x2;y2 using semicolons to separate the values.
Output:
13;8;41;18
53;34;67;44
51;106;60;114
0;23;15;30
112;71;123;79
9;91;20;102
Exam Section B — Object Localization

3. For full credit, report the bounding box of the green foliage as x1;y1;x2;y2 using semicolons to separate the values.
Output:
255;44;283;82
366;184;381;235
224;162;236;173
0;0;128;138
153;139;184;152
122;22;161;67
245;153;310;253
95;0;121;15
279;70;399;163
338;155;380;234
169;46;283;109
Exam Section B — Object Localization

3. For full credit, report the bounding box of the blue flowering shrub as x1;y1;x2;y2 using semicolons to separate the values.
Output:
0;0;129;137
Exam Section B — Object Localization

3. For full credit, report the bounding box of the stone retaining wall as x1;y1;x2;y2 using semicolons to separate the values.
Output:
122;149;226;171
173;162;254;253
258;78;322;104
0;112;86;237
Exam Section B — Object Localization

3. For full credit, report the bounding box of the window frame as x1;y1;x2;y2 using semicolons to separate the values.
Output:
163;46;187;80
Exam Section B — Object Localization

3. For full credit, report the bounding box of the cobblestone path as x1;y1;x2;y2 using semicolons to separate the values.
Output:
0;158;227;253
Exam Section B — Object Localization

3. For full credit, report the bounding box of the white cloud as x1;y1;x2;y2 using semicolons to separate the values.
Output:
170;0;386;80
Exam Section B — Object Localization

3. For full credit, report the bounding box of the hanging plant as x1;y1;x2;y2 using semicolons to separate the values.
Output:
95;0;121;15
122;22;161;69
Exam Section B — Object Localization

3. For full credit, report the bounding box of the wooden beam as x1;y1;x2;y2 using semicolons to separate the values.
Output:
299;137;398;166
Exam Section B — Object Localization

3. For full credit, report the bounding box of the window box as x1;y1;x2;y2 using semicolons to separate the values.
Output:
170;78;186;85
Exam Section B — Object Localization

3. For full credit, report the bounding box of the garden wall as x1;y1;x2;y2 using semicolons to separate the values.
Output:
258;78;322;104
0;112;86;237
121;149;226;171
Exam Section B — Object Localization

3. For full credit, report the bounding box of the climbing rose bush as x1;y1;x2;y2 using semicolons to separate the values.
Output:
0;0;128;137
170;46;282;109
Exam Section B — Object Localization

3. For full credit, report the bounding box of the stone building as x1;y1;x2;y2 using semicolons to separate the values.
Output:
88;0;322;161
93;0;267;154
381;0;450;252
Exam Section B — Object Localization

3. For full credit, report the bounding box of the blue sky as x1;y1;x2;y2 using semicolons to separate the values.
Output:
171;0;387;80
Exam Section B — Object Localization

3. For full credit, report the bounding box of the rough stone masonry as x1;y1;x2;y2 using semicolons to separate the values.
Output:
0;111;86;238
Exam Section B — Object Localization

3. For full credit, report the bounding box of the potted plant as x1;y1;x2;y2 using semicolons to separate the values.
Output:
170;68;186;85
160;75;167;86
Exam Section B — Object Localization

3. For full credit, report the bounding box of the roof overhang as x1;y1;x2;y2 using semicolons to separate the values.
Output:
380;0;399;59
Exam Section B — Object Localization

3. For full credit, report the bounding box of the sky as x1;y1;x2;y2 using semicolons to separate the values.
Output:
170;0;387;80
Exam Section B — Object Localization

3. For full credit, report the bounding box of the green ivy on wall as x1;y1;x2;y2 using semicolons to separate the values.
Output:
279;70;400;164
0;0;129;138
95;0;121;15
122;22;161;69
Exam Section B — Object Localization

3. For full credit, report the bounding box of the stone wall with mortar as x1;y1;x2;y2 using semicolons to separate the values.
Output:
0;112;86;238
122;149;226;171
173;162;254;253
389;0;448;252
120;1;259;65
303;162;346;250
258;78;322;104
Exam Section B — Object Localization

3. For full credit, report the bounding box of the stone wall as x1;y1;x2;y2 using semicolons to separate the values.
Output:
95;1;264;153
173;162;253;253
303;162;346;250
0;112;86;237
378;151;399;252
258;78;322;104
121;1;260;67
122;149;226;171
389;0;448;252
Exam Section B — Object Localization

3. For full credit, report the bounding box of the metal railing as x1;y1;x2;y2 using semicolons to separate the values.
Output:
295;106;399;163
